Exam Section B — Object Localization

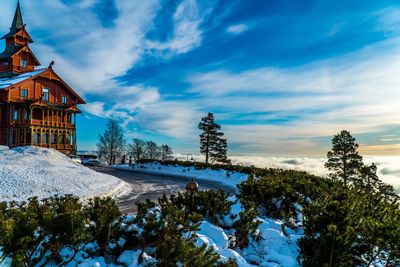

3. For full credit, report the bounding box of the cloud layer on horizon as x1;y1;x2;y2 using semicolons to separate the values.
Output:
174;153;400;191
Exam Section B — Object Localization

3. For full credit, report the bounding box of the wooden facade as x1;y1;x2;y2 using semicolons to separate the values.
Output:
0;2;85;155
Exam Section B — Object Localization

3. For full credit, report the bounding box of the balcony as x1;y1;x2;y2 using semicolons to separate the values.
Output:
29;119;75;129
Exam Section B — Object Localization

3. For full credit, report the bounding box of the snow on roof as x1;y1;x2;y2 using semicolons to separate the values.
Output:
0;68;46;89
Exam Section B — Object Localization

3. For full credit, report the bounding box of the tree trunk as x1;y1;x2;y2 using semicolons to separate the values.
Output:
205;133;209;164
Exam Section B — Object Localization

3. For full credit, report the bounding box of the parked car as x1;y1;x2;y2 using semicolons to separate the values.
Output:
79;154;102;167
82;158;102;167
69;155;81;164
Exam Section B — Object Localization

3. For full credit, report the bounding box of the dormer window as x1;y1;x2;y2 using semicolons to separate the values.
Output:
21;59;27;68
61;96;68;105
42;88;49;101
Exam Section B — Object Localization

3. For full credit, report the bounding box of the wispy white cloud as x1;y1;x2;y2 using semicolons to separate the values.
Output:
146;0;216;56
21;0;160;95
135;101;201;139
226;24;249;34
375;6;400;34
13;0;216;138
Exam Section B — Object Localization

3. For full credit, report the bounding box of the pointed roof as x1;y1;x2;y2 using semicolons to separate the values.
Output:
11;1;24;32
2;1;28;40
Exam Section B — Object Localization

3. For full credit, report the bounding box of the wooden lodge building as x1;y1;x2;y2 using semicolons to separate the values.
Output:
0;2;85;155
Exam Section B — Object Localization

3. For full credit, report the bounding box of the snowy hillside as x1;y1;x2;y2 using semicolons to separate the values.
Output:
0;147;130;202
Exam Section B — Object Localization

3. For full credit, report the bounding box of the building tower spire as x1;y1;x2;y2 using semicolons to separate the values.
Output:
2;0;27;40
11;0;25;32
0;0;39;77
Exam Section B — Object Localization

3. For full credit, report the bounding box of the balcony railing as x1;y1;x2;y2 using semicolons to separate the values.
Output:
27;120;75;128
38;144;74;150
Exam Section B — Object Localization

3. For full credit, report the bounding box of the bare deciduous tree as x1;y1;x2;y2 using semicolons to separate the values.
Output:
97;119;125;165
127;138;146;162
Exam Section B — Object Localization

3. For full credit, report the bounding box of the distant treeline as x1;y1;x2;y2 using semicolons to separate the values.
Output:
96;120;173;165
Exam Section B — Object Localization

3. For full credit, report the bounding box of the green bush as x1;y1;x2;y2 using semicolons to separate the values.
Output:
232;201;261;249
37;195;89;265
236;167;400;266
0;195;89;266
85;197;122;257
0;198;44;267
159;190;233;226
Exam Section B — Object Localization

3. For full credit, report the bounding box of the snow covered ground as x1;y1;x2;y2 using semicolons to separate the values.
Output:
0;147;131;202
114;163;248;190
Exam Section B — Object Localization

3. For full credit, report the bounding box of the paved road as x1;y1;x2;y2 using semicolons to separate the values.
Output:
92;167;236;214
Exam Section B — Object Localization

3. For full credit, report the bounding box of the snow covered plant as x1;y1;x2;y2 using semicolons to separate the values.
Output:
0;192;239;266
0;196;89;266
237;169;400;266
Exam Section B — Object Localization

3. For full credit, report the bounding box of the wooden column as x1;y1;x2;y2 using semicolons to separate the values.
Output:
39;128;42;146
57;129;60;149
30;128;33;145
73;129;77;154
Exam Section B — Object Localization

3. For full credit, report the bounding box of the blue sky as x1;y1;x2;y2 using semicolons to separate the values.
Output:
1;0;400;156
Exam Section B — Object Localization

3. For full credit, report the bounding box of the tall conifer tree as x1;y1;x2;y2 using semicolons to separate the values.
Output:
325;130;363;185
198;113;228;164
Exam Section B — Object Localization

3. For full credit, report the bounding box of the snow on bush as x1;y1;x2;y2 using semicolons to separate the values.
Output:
0;146;130;202
0;195;302;267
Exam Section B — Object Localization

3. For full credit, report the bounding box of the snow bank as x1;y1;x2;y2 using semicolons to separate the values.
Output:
114;163;248;190
0;146;130;202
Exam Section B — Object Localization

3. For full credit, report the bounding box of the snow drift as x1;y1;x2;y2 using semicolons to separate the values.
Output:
0;146;130;202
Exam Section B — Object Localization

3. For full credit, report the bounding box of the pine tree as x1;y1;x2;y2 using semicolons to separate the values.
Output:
356;163;380;193
325;130;363;186
161;145;174;161
97;119;125;165
198;113;228;164
127;138;146;162
210;138;228;163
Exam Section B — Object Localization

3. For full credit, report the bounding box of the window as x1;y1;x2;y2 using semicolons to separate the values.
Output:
51;133;57;144
33;133;39;144
12;130;17;145
61;96;68;104
19;131;24;144
21;59;27;68
24;109;30;120
21;88;28;98
42;88;49;101
26;131;31;144
42;133;49;145
13;110;18;121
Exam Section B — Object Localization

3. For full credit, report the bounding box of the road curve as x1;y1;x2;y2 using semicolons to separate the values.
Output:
92;167;236;214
